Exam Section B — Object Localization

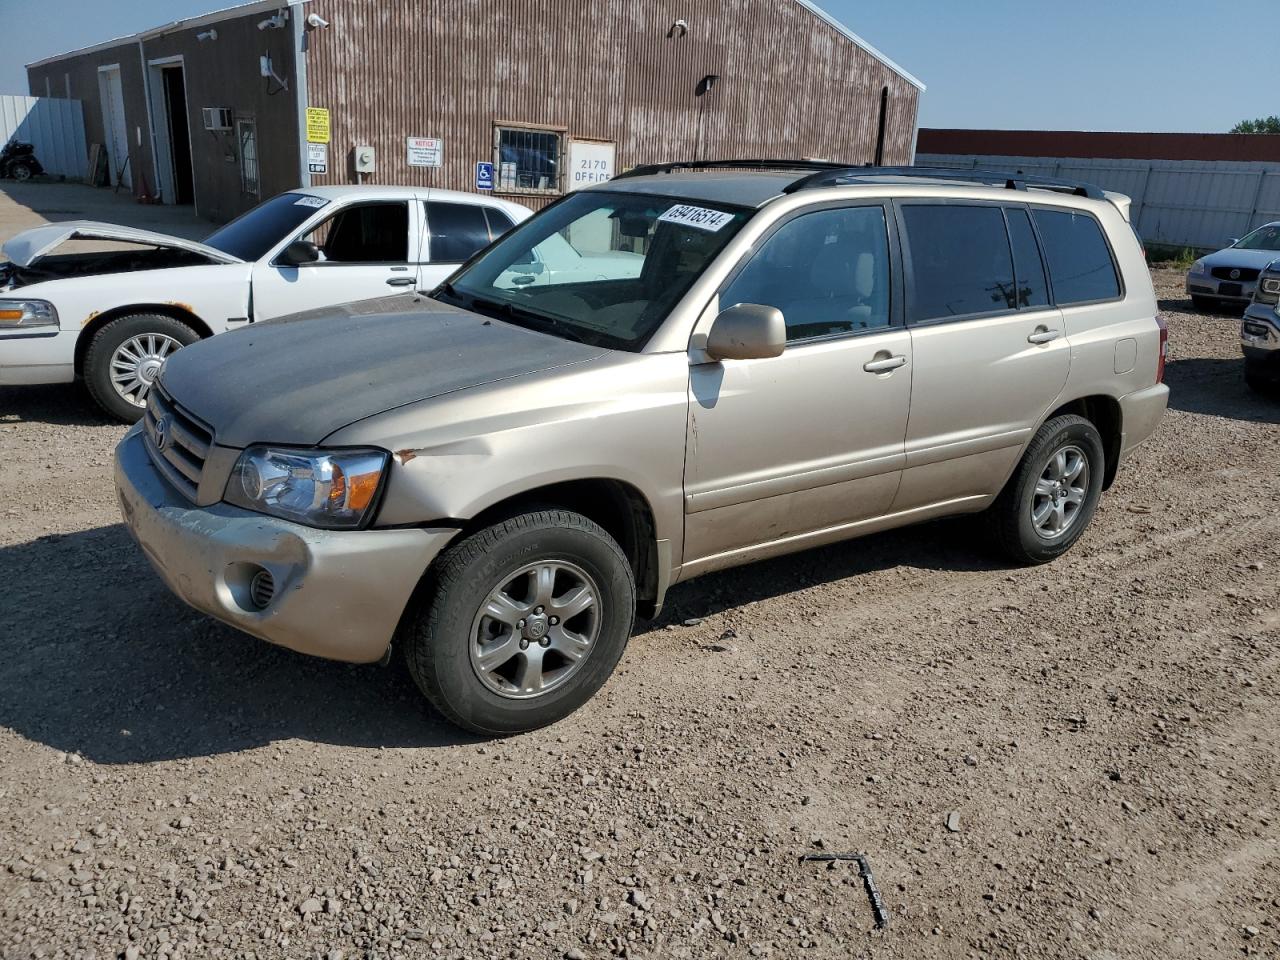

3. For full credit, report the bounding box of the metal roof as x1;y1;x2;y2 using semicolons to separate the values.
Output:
25;0;310;69
793;0;925;91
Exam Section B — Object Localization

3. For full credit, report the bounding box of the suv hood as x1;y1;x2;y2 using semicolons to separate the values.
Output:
1;220;242;267
159;295;606;447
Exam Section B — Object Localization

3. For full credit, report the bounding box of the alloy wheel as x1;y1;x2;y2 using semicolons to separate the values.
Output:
110;333;180;407
1031;444;1090;539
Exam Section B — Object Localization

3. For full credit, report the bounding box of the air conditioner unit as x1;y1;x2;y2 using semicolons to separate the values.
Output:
202;107;233;132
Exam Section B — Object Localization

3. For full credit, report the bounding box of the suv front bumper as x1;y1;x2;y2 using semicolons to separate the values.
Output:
1242;304;1280;365
114;426;457;663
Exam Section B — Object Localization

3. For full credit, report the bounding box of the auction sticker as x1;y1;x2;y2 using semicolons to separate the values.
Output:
294;195;328;208
658;204;735;232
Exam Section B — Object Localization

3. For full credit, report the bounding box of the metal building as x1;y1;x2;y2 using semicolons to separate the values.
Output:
26;0;923;222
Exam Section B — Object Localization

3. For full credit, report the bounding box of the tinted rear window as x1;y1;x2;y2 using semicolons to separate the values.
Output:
1032;209;1120;304
1005;207;1049;309
428;202;492;262
902;204;1016;322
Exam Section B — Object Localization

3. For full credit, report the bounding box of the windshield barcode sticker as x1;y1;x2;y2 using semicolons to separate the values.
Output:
658;204;735;232
294;195;328;208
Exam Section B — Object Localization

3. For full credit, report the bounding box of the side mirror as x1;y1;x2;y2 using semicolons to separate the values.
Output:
705;303;786;361
279;239;320;266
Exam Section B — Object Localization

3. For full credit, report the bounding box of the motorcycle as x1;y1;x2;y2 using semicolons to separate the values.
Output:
0;140;45;181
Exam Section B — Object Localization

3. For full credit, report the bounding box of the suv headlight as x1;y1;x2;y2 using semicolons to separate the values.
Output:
0;298;58;329
225;446;390;529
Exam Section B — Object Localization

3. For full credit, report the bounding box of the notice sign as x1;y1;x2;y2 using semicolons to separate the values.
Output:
658;204;736;232
569;139;615;191
307;142;328;174
475;161;495;191
305;107;330;143
407;137;443;167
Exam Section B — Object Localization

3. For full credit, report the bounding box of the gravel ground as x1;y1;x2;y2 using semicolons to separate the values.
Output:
0;266;1277;960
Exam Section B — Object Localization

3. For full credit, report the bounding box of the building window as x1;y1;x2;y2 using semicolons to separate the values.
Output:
495;126;562;193
238;118;259;196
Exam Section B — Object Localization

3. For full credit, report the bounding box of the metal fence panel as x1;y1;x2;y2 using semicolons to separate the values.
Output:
0;94;87;179
918;152;1280;252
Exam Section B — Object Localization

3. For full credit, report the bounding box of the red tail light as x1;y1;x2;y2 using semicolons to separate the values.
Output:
1155;314;1168;383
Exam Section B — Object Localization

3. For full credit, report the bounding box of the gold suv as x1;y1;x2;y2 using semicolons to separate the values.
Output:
114;161;1170;734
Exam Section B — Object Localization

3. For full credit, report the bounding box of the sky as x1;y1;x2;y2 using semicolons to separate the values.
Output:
0;0;1276;133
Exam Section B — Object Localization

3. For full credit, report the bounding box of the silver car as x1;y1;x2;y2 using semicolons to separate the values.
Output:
1242;259;1280;393
1186;222;1280;311
113;162;1170;734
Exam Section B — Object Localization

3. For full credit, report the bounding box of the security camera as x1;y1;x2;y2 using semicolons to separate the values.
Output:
306;13;330;29
196;29;218;41
257;13;286;30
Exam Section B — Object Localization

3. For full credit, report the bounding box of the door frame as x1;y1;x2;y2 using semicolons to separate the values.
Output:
145;54;196;214
95;64;131;189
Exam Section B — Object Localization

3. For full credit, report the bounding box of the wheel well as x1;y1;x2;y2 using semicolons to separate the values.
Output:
1045;395;1122;489
463;479;661;619
73;305;213;378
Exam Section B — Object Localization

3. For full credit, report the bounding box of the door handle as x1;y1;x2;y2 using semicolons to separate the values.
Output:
1027;326;1062;345
385;277;416;287
863;354;908;373
511;275;537;286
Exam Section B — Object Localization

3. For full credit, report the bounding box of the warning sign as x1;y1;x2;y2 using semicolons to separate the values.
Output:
305;107;330;144
407;137;443;167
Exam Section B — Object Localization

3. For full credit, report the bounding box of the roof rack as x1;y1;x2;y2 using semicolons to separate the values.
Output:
612;159;851;181
782;165;1107;200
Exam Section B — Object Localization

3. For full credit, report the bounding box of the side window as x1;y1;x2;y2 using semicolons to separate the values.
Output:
428;201;492;262
1005;207;1049;309
299;202;408;263
720;205;891;342
902;204;1016;322
484;207;516;240
1033;208;1121;304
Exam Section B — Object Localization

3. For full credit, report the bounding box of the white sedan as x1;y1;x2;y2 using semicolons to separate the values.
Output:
0;186;530;420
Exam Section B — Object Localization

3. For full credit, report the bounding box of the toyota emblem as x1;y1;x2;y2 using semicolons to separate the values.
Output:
1229;268;1241;280
154;416;170;451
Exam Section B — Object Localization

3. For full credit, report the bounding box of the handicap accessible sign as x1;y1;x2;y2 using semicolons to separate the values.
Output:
476;161;495;191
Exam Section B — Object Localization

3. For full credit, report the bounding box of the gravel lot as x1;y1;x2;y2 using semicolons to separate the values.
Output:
1;199;1277;960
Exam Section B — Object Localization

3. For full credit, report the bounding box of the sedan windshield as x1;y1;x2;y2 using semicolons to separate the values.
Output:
435;190;752;350
1232;224;1280;251
203;193;331;261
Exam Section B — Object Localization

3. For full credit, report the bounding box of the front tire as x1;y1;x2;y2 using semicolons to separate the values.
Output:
1245;358;1277;396
990;415;1105;565
83;314;198;422
1190;294;1218;312
403;509;636;735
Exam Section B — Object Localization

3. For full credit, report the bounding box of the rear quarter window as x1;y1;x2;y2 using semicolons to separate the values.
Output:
1033;208;1121;305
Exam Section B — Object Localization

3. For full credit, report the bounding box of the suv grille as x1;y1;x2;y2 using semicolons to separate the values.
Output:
143;385;214;501
1211;266;1260;282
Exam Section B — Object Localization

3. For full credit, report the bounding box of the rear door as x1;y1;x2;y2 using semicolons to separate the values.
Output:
420;200;508;289
251;199;421;319
891;201;1071;511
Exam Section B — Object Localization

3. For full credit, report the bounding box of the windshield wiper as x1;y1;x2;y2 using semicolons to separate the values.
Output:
465;295;597;347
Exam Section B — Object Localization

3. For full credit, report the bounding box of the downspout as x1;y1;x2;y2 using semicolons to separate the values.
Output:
291;4;310;188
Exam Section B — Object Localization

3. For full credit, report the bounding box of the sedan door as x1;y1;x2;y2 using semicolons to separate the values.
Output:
251;199;422;320
419;200;513;289
681;203;912;576
890;201;1071;512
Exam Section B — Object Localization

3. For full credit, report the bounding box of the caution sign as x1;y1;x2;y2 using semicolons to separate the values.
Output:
305;107;330;144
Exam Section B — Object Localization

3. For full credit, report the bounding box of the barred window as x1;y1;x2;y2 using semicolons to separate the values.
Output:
238;118;259;197
495;126;562;194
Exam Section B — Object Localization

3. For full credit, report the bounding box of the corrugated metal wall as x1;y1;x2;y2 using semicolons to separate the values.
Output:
304;0;920;209
0;95;87;178
919;153;1280;252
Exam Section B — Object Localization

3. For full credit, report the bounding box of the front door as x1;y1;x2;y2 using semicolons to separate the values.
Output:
891;201;1072;510
251;199;423;320
681;203;912;574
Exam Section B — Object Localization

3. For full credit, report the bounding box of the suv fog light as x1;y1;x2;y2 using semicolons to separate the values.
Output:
249;568;276;610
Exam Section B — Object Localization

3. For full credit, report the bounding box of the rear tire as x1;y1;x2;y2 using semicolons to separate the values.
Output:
989;415;1105;565
403;509;636;736
83;314;198;423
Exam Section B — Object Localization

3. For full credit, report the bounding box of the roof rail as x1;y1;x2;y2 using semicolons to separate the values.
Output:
782;165;1107;200
613;159;852;181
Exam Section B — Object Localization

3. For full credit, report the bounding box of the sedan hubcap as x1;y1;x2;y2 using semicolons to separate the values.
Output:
1031;444;1090;540
469;560;600;700
111;334;181;407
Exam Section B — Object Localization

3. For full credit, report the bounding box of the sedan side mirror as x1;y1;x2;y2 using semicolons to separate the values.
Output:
705;303;786;361
279;239;321;266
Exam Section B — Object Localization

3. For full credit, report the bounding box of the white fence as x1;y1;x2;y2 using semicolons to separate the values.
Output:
918;153;1280;253
0;95;87;179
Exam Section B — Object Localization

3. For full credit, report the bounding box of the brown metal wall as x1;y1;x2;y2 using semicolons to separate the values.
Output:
27;11;299;222
28;43;155;189
303;0;920;209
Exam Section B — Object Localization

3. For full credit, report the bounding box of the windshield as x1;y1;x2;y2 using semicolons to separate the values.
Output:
434;190;752;350
1232;224;1280;251
203;193;331;261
